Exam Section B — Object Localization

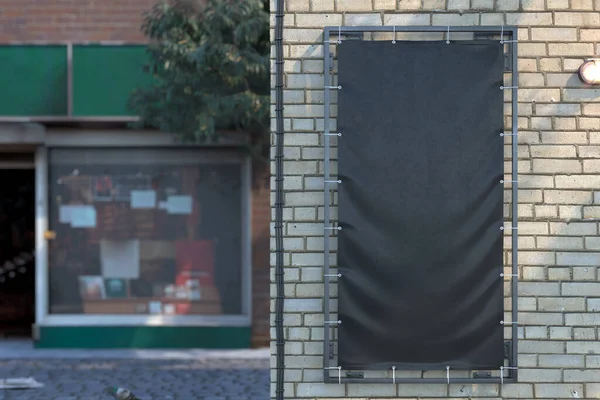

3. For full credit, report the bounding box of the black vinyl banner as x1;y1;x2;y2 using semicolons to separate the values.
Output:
337;40;505;371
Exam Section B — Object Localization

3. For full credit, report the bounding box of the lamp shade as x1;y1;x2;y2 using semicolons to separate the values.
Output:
579;59;600;85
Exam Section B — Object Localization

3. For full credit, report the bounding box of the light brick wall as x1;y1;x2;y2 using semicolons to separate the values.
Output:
271;0;600;398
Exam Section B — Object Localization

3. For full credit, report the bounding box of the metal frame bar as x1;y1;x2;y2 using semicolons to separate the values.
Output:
0;42;147;122
322;25;519;384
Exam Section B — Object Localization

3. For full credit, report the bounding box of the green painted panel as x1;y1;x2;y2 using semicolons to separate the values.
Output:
0;45;68;116
72;45;153;117
35;326;251;349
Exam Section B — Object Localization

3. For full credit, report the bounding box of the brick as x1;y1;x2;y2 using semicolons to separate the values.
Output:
517;43;547;57
519;73;544;87
531;27;578;41
519;251;555;265
573;266;596;280
534;384;584;398
530;145;576;158
545;191;593;204
572;0;595;9
548;267;571;280
574;327;595;339
520;89;560;102
284;299;321;312
586;237;600;249
550;326;573;339
580;146;600;158
284;29;322;43
583;206;600;218
520;312;563;326
295;14;343;27
523;266;545;280
521;340;564;354
287;222;324;236
373;0;396;9
471;0;493;8
422;0;445;9
563;282;600;296
560;205;583;219
540;133;587;144
344;13;382;25
553;117;577;130
581;29;600;41
518;221;548;234
311;0;335;10
535;103;580;116
481;13;504;25
581;117;600;129
524;327;545;340
531;117;552;130
539;297;585;311
497;0;519;10
397;383;447;396
587;356;600;367
535;205;557;218
336;0;373;11
556;175;600;189
555;12;600;26
547;0;569;8
538;236;584;250
519;175;554;189
397;0;422;9
448;0;469;9
533;159;581;173
288;0;311;10
566;313;600;326
539;58;562;72
500;383;533;398
519;297;537;311
519;368;562;382
507;13;553;25
583;103;600;115
519;58;538;72
432;13;479;25
558;252;600;265
549;43;595;56
563;88;600;102
384;14;431;25
564;369;600;381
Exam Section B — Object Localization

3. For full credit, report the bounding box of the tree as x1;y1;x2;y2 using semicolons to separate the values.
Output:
129;0;270;160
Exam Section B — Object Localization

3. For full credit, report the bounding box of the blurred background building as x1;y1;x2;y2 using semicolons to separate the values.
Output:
0;0;270;349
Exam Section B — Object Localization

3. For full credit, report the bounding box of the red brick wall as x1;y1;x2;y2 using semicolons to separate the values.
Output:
251;163;271;348
0;0;154;42
0;0;271;348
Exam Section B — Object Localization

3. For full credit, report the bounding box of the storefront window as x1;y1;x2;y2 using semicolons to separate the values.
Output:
48;148;245;316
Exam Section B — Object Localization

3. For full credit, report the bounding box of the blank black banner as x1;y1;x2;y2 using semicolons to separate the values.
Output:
337;40;505;371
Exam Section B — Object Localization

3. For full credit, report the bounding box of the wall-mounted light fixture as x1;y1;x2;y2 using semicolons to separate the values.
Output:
579;59;600;85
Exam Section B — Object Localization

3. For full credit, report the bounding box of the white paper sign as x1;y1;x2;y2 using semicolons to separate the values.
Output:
100;240;141;279
166;195;193;215
149;301;162;314
59;205;73;224
130;190;157;209
70;205;97;228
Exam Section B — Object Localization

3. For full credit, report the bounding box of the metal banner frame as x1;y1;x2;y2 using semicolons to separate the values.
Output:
322;25;519;384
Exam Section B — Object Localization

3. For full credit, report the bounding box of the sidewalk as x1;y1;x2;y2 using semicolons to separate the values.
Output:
0;340;269;400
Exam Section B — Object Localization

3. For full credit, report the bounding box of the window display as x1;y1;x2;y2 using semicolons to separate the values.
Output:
48;148;244;316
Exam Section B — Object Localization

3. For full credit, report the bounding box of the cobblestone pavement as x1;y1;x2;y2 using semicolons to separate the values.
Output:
0;342;269;400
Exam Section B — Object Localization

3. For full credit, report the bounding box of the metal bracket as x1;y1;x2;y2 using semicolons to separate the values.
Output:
346;371;364;379
473;371;492;379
